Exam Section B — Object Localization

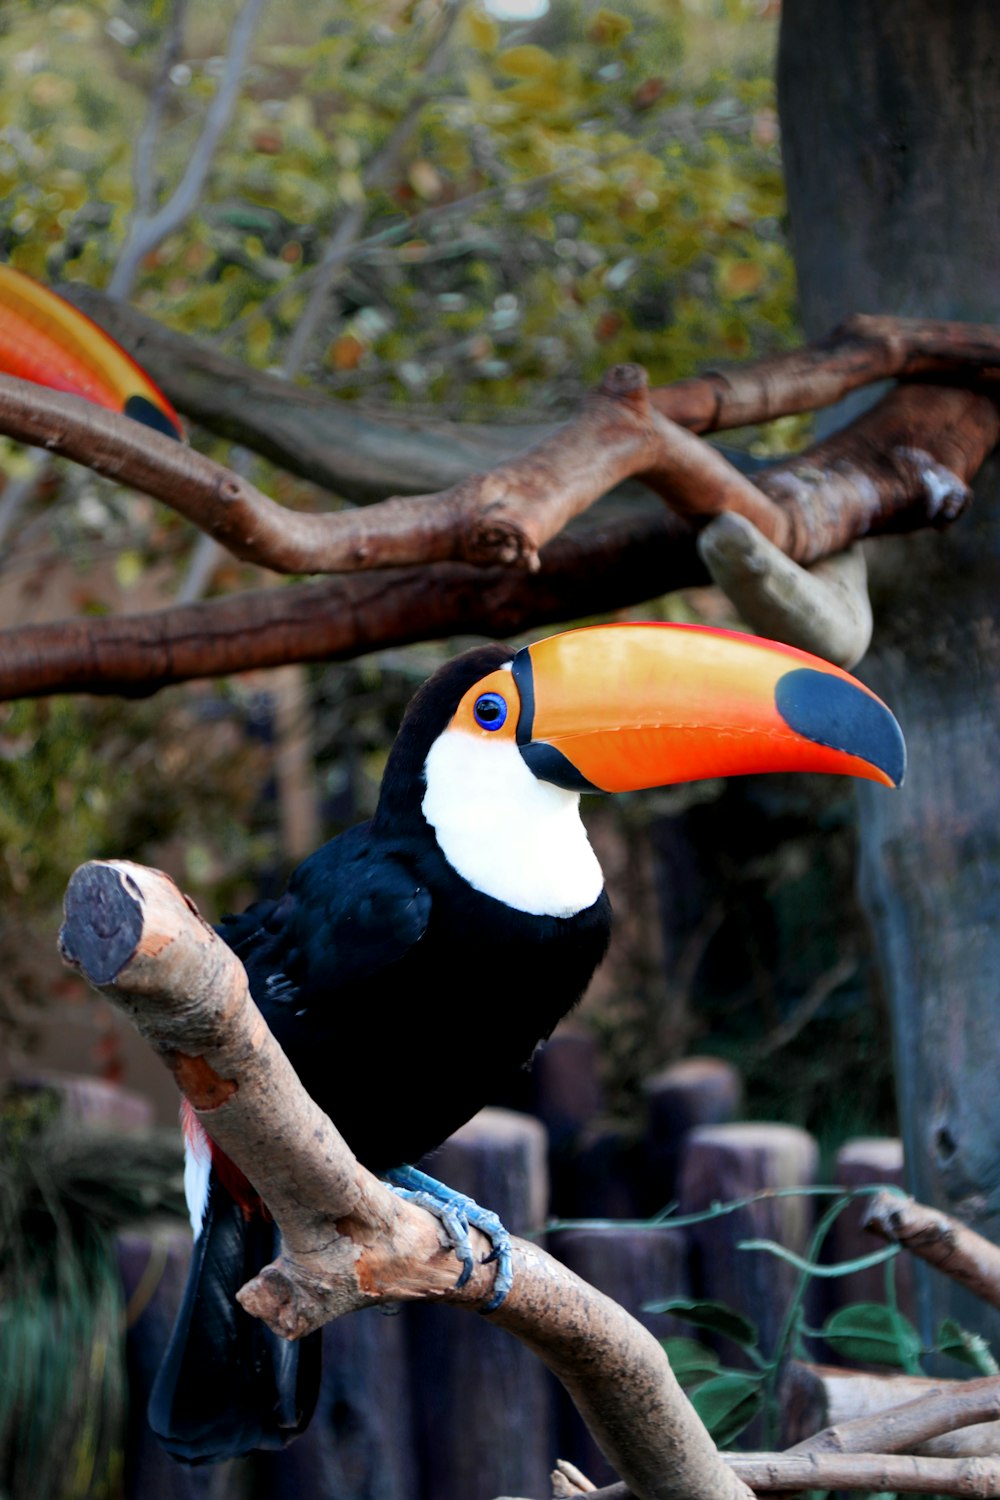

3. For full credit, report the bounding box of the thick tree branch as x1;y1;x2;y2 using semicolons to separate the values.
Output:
57;859;752;1500
865;1192;1000;1309
0;502;701;700
2;363;995;579
68;292;1000;494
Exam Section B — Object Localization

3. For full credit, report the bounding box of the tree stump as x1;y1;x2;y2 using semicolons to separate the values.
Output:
643;1057;743;1207
678;1122;819;1363
828;1137;916;1322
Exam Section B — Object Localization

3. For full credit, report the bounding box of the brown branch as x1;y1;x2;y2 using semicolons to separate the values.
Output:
790;1374;1000;1456
58;859;752;1500
865;1191;1000;1309
70;291;1000;479
731;1452;1000;1495
43;298;1000;569
0;502;700;701
0;374;508;572
573;1449;1000;1499
654;312;1000;431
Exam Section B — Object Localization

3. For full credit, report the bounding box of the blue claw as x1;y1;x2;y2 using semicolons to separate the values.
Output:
384;1164;513;1311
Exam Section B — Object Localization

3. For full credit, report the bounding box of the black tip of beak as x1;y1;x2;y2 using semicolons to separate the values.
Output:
124;394;182;440
776;668;906;787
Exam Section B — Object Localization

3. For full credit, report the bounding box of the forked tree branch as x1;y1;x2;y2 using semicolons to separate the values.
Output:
57;859;752;1500
1;330;998;575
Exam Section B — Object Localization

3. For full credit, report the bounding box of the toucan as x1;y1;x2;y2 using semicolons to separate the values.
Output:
0;264;183;439
147;621;905;1463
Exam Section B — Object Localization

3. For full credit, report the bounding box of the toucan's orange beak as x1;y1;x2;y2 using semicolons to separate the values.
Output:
510;623;905;793
0;264;183;440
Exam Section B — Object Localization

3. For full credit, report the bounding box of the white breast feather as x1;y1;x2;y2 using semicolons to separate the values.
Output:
421;732;604;917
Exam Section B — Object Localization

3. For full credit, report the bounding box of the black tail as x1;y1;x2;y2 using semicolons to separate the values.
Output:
149;1176;322;1463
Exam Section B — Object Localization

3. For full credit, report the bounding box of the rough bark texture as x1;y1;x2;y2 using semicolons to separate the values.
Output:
779;0;1000;1350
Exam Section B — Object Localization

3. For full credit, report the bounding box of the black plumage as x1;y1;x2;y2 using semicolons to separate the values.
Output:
150;645;611;1461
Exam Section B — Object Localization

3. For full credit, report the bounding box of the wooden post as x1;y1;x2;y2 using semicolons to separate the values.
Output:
406;1109;553;1500
643;1058;743;1208
828;1137;916;1322
678;1123;819;1362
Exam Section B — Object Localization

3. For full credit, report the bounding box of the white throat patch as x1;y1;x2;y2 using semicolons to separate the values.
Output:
421;731;604;917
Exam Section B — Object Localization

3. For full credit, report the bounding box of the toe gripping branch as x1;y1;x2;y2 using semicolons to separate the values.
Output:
383;1164;513;1312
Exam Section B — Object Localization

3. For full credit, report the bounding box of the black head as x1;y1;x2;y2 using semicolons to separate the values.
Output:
373;642;514;833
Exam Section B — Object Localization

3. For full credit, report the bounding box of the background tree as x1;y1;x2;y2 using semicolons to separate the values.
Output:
779;0;1000;1348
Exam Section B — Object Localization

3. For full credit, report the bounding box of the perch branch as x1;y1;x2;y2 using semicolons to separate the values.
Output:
781;1362;1000;1460
865;1191;1000;1309
58;859;751;1500
20;301;1000;569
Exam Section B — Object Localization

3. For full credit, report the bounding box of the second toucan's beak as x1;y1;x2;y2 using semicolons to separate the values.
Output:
509;623;904;793
0;264;183;440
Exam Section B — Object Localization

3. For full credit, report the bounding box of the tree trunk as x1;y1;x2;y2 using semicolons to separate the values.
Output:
778;0;1000;1348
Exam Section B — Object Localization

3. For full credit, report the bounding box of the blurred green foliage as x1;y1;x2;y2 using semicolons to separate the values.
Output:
0;1;892;1143
0;0;794;414
0;1086;184;1499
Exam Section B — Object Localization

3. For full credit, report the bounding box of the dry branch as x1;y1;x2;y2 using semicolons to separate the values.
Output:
58;859;752;1500
790;1373;1000;1456
782;1361;1000;1459
865;1191;1000;1310
569;1449;1000;1499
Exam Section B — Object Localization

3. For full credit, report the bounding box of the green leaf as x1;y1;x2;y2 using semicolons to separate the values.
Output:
936;1318;1000;1375
821;1303;923;1368
660;1336;721;1388
645;1297;759;1350
690;1372;764;1446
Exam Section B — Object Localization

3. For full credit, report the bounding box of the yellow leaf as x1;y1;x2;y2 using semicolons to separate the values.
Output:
465;8;499;52
717;259;765;299
114;551;144;591
588;9;633;44
498;45;558;80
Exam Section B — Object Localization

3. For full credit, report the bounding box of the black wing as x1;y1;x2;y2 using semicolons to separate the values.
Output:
217;823;431;1016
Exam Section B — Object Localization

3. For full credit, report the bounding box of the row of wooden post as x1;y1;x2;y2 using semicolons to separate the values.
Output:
98;1037;912;1500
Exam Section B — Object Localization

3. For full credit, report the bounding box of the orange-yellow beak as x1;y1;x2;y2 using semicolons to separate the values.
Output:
506;623;904;793
0;264;183;439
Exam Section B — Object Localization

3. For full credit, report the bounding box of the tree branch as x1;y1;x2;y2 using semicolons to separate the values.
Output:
67;291;1000;501
108;0;267;300
58;859;752;1500
0;501;700;701
865;1191;1000;1309
790;1374;1000;1456
568;1450;1000;1499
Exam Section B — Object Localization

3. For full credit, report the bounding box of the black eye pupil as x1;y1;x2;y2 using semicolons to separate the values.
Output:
474;692;507;730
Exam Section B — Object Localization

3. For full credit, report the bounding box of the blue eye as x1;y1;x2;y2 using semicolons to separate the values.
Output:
474;692;507;731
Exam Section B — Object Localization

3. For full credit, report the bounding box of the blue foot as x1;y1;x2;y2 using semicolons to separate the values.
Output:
384;1164;513;1312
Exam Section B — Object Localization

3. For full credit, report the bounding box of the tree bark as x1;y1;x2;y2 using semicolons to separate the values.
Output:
778;0;1000;1349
